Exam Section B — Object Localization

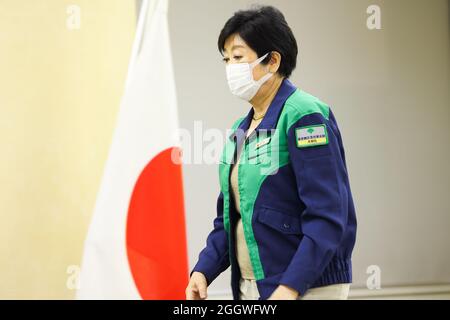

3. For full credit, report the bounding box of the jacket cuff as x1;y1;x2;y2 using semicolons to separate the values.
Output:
278;269;314;297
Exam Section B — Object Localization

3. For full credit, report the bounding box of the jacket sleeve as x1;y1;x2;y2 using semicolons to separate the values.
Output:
278;111;349;296
189;191;230;286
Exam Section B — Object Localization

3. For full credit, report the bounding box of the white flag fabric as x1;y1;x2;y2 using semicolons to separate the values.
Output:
77;0;188;300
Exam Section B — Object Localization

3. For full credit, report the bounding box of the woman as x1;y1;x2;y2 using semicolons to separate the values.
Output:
186;5;357;300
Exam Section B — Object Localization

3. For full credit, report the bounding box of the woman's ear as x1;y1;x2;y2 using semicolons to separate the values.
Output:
268;51;281;73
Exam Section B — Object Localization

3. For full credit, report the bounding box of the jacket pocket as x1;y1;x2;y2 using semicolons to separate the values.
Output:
257;206;302;235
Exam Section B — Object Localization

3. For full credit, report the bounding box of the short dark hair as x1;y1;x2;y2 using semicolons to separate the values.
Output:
218;5;298;78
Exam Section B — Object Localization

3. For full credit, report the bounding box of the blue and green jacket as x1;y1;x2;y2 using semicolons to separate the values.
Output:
191;78;357;300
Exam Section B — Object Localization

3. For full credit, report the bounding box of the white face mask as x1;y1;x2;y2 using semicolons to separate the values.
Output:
225;52;273;101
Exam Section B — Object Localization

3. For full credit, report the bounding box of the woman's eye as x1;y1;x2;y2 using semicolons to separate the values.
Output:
222;56;242;63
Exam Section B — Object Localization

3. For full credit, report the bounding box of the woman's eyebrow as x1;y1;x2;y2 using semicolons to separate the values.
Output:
224;45;245;54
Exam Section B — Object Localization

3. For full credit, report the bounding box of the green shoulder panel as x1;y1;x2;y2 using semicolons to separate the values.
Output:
280;89;330;135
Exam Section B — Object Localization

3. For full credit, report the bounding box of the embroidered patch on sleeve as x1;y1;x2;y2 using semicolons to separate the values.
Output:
295;124;329;148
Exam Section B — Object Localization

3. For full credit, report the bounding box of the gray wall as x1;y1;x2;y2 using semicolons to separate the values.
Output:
167;0;450;294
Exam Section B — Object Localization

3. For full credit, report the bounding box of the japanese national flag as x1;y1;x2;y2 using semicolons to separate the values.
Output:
77;0;188;299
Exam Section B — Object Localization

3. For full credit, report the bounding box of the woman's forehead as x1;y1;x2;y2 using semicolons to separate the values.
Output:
224;34;248;53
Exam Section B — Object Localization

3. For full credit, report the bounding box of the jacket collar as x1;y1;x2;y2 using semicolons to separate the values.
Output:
228;78;297;143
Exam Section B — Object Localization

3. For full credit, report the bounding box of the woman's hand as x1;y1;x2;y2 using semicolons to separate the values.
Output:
267;284;299;300
185;272;208;300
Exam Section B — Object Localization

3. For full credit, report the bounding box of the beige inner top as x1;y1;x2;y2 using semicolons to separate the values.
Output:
230;117;262;280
